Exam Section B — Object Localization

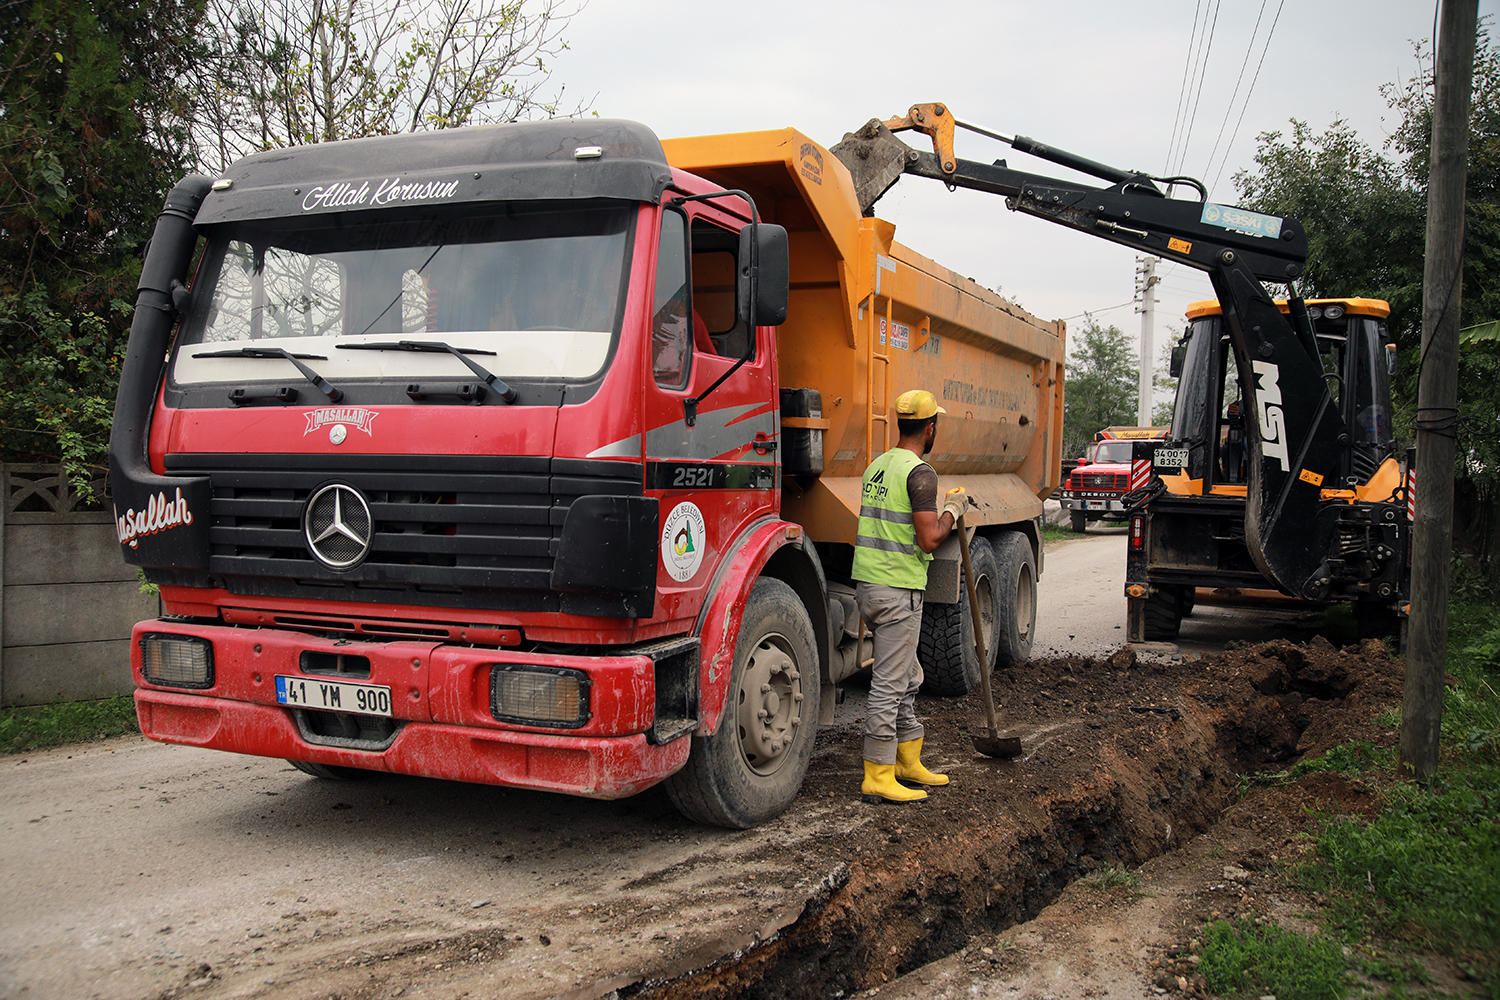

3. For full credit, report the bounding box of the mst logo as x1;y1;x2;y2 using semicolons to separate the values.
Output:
1252;360;1289;471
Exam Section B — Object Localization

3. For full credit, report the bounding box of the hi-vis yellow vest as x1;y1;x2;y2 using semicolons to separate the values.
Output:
851;448;932;590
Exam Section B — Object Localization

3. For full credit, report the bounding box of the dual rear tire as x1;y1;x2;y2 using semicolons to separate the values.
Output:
918;532;1036;695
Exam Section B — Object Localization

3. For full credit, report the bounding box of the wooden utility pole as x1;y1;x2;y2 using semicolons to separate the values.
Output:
1404;0;1479;780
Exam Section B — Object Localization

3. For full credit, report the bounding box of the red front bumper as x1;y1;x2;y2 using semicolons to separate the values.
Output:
131;621;693;800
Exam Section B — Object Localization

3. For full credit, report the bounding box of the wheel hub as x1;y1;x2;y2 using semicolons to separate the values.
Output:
737;634;803;776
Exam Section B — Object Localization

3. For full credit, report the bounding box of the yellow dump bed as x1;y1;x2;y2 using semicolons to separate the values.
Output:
663;129;1066;544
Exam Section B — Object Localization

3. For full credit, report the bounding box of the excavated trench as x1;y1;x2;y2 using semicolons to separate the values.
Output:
623;637;1403;1000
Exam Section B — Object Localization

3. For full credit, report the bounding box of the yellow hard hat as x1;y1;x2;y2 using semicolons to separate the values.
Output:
895;389;946;419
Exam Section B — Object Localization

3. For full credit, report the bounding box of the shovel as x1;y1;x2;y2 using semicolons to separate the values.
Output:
957;512;1024;759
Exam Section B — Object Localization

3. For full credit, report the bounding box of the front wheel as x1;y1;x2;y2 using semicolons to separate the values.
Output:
665;578;820;829
1070;510;1088;532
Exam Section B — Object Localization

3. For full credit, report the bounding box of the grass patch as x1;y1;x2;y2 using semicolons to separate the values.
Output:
1253;738;1396;787
0;696;139;754
1041;522;1079;543
1301;595;1500;995
1079;864;1143;894
1199;918;1350;1000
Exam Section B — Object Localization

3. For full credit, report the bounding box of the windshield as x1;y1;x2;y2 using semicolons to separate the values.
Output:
172;203;632;387
1090;440;1136;463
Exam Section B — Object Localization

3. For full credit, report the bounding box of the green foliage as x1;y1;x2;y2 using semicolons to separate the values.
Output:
1198;918;1350;1000
0;0;202;491
1254;739;1395;787
1062;318;1139;459
1234;31;1500;580
0;696;139;754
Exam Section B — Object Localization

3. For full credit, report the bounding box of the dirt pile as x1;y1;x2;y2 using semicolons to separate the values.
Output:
638;637;1404;1000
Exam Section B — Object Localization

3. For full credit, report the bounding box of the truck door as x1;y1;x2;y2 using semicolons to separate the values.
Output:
642;203;779;623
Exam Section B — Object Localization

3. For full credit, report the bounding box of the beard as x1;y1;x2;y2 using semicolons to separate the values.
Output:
923;425;937;455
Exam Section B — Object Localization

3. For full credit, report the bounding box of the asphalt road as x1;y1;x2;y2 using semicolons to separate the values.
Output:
0;528;1331;1000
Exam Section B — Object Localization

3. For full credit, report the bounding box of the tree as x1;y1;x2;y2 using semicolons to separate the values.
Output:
185;0;585;174
0;0;202;490
1234;31;1500;579
1062;318;1139;458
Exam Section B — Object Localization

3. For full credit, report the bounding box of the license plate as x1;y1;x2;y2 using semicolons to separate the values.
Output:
1153;448;1189;470
1087;500;1106;510
276;675;392;717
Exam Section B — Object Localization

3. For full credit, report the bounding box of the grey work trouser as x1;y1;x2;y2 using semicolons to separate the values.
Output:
855;581;926;765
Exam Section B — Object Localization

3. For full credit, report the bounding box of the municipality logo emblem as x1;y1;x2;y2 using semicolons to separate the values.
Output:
661;501;706;582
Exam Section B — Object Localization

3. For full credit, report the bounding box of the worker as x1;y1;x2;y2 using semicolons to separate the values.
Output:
851;389;969;803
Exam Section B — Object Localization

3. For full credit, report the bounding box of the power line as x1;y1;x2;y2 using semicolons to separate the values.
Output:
1060;300;1136;322
1164;0;1205;174
1200;0;1269;185
1209;0;1287;195
1173;0;1225;177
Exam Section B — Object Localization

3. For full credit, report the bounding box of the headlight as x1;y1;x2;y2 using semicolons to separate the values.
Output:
490;665;591;727
1322;304;1346;319
140;634;214;688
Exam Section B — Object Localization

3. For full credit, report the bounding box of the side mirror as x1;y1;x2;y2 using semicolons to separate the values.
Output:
1169;344;1187;379
737;223;789;328
170;279;194;318
1386;342;1398;375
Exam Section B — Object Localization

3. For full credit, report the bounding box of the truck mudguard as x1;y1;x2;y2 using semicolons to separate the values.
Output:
691;517;831;736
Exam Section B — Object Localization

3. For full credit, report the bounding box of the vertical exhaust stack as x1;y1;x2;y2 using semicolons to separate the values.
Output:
108;175;214;569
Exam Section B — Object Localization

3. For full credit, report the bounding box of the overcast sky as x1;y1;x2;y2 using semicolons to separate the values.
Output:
550;0;1497;379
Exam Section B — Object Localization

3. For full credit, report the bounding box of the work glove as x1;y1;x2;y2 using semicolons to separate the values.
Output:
941;487;968;524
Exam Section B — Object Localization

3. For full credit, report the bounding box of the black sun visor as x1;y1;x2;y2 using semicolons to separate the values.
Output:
195;119;673;226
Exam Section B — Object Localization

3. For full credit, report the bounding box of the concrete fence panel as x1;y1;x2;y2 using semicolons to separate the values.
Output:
1;466;159;707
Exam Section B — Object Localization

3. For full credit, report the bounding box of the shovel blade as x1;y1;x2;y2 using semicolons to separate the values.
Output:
973;734;1024;759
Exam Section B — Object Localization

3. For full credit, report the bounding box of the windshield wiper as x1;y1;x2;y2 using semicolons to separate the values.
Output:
336;340;517;404
192;346;343;402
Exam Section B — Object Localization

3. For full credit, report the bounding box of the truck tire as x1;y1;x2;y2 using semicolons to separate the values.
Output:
1353;599;1399;640
289;760;369;780
990;532;1037;668
665;577;820;829
1142;586;1184;640
1181;587;1196;616
918;536;1000;696
1070;510;1088;533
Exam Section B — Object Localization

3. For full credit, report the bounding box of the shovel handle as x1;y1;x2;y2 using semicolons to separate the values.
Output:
956;512;1001;735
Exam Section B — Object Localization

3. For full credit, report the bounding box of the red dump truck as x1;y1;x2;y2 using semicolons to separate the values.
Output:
110;119;1064;828
1058;426;1168;532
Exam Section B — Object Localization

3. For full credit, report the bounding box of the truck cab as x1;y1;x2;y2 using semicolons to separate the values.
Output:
1059;426;1167;532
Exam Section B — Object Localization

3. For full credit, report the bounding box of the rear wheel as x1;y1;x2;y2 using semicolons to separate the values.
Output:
665;578;819;828
1070;510;1088;533
919;536;999;695
1353;599;1399;640
1142;586;1185;640
288;760;369;780
1181;586;1197;616
990;532;1037;668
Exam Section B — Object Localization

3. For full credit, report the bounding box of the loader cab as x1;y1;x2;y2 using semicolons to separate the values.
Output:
1168;298;1395;496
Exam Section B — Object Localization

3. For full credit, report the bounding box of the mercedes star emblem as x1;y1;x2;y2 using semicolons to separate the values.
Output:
304;484;373;569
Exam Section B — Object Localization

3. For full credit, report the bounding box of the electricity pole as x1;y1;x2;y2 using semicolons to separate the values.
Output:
1135;257;1159;425
1404;0;1478;781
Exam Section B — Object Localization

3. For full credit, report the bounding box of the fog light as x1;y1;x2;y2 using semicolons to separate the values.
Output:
490;665;590;728
140;634;214;688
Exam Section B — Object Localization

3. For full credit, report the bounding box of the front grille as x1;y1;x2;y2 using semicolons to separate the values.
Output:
1074;472;1127;491
165;454;642;612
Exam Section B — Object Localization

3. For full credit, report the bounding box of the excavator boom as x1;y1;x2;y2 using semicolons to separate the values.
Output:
832;114;1349;601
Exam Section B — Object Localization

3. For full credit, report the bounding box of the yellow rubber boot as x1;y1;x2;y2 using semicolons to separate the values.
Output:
861;761;928;803
895;737;950;786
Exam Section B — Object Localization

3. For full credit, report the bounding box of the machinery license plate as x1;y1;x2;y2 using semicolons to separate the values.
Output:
1153;448;1188;470
275;675;392;717
1086;500;1106;510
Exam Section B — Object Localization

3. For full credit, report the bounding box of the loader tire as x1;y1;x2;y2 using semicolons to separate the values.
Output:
665;578;819;829
918;536;999;696
1142;586;1185;641
1070;510;1088;533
